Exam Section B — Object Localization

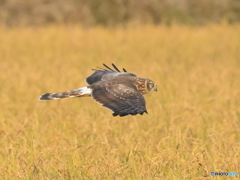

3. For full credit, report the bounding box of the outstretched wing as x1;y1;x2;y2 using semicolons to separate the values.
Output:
91;84;147;117
86;63;136;85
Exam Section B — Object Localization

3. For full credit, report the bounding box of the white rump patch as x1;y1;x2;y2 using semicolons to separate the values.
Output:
79;86;92;96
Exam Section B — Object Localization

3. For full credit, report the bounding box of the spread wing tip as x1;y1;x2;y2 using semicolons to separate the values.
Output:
112;110;148;117
92;63;127;72
103;63;115;71
111;63;120;72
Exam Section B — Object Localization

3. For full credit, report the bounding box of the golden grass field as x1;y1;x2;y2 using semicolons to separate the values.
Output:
0;25;240;179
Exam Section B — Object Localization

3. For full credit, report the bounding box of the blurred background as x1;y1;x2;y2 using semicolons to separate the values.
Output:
1;1;240;179
1;0;240;27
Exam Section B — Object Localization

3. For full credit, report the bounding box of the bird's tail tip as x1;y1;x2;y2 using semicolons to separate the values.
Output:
38;93;61;100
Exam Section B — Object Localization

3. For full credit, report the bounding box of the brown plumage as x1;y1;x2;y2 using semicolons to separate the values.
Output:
39;63;157;117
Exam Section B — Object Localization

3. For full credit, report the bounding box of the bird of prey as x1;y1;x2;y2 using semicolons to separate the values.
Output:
39;63;157;117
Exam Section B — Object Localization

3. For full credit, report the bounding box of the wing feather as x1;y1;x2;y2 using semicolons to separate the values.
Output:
103;63;116;71
111;63;121;72
91;84;147;117
86;64;136;85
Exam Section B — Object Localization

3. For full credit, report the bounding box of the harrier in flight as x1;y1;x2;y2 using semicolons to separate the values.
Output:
39;63;157;117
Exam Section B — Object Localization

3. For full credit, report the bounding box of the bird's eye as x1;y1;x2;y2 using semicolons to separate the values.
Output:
149;82;154;88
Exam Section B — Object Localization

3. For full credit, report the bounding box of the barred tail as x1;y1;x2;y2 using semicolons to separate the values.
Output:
38;86;92;101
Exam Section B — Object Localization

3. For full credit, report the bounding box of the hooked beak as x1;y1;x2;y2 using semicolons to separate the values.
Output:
154;85;157;92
